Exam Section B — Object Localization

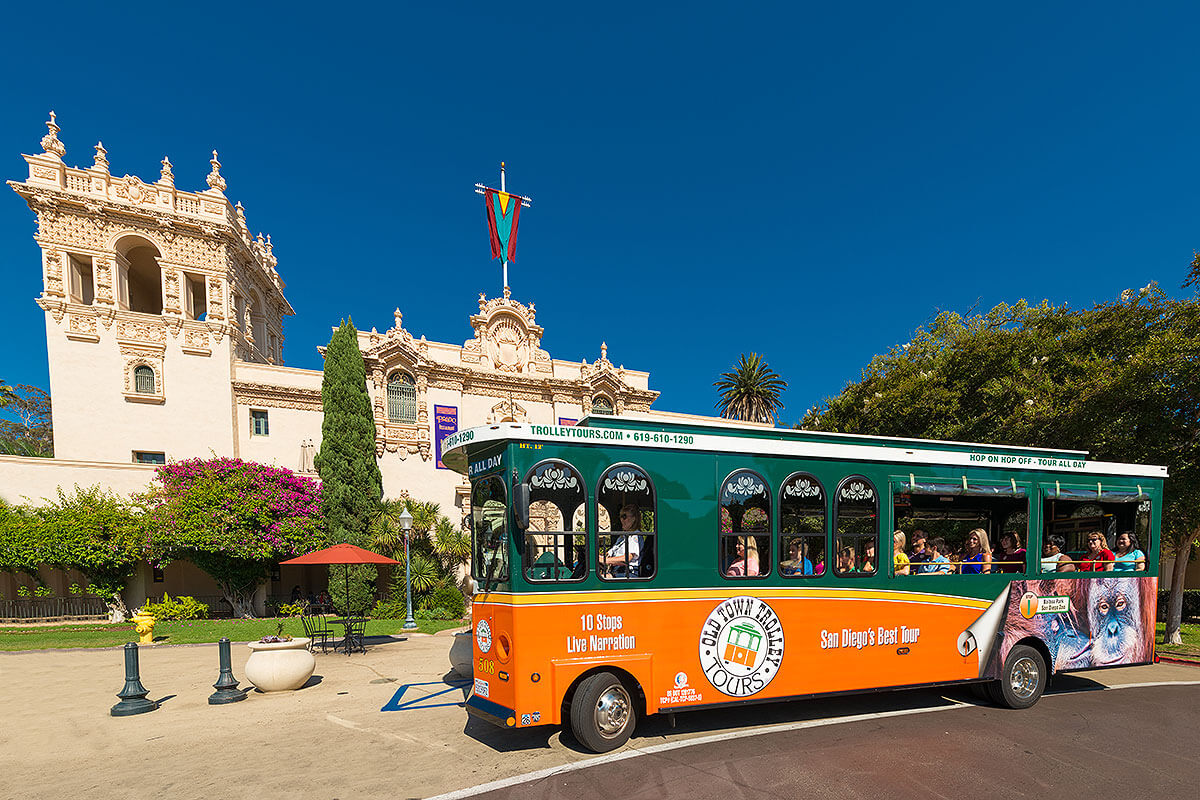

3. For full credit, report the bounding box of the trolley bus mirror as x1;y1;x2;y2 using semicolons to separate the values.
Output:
513;482;531;531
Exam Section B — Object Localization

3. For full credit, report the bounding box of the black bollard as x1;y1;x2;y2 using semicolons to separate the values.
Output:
208;637;246;704
110;642;158;717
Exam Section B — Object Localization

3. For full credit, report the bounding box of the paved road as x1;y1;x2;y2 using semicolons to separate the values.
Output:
463;680;1200;800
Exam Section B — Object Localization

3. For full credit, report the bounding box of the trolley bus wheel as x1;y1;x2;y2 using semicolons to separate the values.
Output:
995;645;1047;709
569;671;636;753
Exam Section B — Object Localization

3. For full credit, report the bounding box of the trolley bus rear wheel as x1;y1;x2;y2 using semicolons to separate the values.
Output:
995;644;1047;709
569;671;636;753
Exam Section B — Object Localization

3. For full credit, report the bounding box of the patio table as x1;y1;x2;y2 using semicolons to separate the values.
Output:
329;617;367;654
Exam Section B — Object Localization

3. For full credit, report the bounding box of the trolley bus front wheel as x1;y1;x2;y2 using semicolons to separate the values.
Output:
992;644;1047;709
569;671;636;752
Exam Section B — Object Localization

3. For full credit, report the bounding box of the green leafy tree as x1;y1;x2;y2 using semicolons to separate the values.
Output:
714;353;788;424
803;288;1200;643
0;499;44;582
315;320;383;544
38;487;144;621
0;383;51;457
142;458;325;618
315;320;383;615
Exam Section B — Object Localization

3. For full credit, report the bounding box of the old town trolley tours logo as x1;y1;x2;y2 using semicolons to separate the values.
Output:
698;596;785;697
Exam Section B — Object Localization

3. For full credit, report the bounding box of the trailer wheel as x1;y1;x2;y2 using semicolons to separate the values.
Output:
569;671;635;753
996;644;1047;709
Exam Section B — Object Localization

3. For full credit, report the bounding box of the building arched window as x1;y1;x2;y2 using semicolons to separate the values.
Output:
592;396;614;415
134;365;156;395
720;469;771;579
387;372;417;423
597;463;656;580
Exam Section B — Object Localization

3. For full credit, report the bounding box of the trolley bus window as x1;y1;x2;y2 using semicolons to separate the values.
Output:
471;475;509;587
719;470;771;578
1043;487;1152;573
893;479;1028;575
523;459;588;582
779;473;825;577
835;476;878;577
597;464;656;580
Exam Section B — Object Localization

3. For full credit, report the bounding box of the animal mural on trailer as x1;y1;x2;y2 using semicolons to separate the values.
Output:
990;577;1156;674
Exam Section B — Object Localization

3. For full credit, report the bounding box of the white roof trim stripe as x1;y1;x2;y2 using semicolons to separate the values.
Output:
444;423;1167;479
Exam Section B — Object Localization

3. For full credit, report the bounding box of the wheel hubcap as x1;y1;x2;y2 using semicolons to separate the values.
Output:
1010;656;1040;700
595;684;631;738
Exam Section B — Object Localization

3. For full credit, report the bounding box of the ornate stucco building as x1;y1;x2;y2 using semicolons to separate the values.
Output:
0;115;659;537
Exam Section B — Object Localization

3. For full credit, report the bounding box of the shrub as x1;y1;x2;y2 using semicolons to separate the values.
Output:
142;593;210;620
277;601;306;617
415;607;457;620
370;599;408;620
419;583;465;618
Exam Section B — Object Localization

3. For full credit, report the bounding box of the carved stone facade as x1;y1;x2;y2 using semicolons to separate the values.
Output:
4;114;660;531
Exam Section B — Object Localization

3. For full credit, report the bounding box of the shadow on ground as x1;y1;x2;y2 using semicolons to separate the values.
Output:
459;673;1113;755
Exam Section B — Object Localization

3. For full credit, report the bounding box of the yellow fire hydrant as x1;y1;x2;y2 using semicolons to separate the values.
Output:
132;611;157;645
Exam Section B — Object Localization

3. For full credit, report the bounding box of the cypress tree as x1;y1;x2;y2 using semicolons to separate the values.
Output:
315;319;383;545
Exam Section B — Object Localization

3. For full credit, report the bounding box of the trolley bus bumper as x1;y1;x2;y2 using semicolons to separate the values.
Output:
466;694;515;728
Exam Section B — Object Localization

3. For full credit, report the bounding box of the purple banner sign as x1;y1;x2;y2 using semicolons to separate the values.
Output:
558;418;578;427
435;405;458;469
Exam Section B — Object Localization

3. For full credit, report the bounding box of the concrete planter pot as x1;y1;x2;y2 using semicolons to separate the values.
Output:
449;631;473;679
244;637;316;692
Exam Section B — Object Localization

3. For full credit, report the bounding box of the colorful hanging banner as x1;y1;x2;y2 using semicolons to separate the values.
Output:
434;405;458;469
484;188;522;263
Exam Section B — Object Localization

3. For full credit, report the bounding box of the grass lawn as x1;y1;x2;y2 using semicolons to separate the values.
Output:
1155;621;1200;658
0;617;466;651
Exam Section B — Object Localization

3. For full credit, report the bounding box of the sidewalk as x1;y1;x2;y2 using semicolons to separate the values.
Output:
2;637;1197;800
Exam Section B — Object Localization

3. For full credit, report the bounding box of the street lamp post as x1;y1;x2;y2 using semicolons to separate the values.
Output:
399;508;416;630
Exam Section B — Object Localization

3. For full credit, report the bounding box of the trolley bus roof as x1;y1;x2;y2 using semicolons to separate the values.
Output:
441;415;1168;479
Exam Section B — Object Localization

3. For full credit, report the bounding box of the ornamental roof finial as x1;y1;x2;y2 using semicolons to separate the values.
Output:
92;141;108;170
40;111;65;158
159;156;174;186
206;150;227;192
394;308;403;330
601;341;608;361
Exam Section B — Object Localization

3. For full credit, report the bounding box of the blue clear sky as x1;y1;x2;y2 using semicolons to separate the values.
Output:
2;3;1197;424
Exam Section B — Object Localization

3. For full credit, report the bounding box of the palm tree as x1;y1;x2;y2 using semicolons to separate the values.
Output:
368;499;409;560
432;516;471;574
404;499;441;537
714;353;788;424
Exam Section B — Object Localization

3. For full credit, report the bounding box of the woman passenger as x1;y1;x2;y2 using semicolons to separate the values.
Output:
1112;532;1145;571
725;536;761;577
1078;531;1115;571
960;529;992;574
1041;534;1074;572
994;532;1027;574
893;530;910;576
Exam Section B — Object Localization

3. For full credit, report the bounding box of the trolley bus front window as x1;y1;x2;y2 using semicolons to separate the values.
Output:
523;459;587;582
471;475;509;589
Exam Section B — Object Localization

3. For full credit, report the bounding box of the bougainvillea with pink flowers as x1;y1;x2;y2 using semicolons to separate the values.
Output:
142;457;325;617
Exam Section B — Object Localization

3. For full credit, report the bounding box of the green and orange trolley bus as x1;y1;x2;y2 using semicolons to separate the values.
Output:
441;415;1165;752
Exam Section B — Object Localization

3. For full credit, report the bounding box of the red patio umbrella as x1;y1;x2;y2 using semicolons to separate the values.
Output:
281;543;398;617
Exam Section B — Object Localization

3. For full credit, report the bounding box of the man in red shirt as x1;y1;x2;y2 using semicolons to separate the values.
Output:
1078;531;1115;571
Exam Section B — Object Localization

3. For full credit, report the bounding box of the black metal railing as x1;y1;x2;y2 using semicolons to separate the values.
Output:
1;597;110;622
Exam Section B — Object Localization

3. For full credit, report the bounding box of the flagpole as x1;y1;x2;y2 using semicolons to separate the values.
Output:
500;162;507;292
474;162;530;295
